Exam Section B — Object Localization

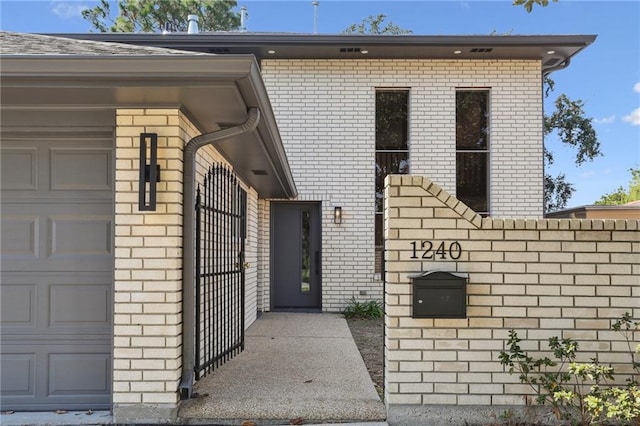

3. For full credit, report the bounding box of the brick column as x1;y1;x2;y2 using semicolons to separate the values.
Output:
113;109;190;421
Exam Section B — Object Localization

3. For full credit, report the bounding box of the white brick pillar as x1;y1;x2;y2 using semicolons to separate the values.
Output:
113;108;189;422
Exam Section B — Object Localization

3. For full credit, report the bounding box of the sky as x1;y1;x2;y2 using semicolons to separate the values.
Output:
1;0;638;208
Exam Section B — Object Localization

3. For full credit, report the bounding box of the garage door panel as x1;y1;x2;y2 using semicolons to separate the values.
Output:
0;284;36;327
50;215;112;257
0;354;36;396
50;148;113;191
49;353;111;396
1;344;111;410
1;274;112;336
1;138;112;200
50;284;110;327
1;204;113;273
0;147;38;191
0;215;40;260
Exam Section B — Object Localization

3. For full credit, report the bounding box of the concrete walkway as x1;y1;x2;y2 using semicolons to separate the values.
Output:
179;312;387;425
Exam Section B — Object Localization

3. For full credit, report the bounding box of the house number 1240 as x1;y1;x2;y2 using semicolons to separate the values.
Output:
410;241;462;260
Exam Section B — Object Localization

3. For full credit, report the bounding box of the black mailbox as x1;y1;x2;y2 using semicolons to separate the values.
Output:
410;271;467;318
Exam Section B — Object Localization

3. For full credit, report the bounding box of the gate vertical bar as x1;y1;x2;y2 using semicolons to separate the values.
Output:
233;173;239;357
203;171;209;377
213;164;220;369
224;167;230;363
205;167;211;376
194;185;202;379
239;191;247;352
236;186;240;353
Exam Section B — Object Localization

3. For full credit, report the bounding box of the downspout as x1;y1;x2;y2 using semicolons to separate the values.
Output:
179;107;260;399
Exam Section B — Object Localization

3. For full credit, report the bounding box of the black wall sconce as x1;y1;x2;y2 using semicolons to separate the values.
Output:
334;206;342;224
139;133;161;211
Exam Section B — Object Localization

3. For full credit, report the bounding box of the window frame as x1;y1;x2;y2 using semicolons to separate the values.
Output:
375;88;410;273
455;88;491;217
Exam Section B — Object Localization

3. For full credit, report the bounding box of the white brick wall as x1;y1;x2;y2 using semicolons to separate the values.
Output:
261;59;543;310
384;175;639;416
114;109;188;414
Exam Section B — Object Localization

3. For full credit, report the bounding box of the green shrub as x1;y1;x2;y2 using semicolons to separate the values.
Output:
342;297;383;319
499;313;639;425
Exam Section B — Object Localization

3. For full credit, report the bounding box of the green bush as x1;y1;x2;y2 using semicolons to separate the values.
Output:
342;297;383;319
499;313;639;425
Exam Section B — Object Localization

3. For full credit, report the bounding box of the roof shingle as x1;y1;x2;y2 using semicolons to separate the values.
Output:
0;31;206;56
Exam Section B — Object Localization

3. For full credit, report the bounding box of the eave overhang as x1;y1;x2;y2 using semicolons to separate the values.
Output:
0;54;297;199
54;33;597;73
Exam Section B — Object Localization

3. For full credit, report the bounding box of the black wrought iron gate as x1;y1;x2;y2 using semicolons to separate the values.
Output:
194;163;246;379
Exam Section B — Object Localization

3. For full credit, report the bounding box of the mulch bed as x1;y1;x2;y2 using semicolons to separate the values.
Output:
345;316;384;395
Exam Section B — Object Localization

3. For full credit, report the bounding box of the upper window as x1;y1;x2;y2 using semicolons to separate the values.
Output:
456;90;490;216
375;89;409;272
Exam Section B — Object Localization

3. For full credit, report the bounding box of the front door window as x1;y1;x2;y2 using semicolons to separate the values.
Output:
301;210;311;294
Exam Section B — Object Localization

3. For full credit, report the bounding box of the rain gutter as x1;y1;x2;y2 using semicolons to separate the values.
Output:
179;107;260;399
543;57;571;76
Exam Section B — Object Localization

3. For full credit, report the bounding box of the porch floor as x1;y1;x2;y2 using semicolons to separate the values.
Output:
179;312;386;425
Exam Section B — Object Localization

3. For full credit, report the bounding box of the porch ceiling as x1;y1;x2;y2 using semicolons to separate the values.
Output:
0;54;297;199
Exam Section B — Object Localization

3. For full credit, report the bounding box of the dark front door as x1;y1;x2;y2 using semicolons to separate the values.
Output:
272;202;321;311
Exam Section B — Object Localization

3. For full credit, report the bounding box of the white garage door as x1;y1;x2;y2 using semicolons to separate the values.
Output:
1;130;114;411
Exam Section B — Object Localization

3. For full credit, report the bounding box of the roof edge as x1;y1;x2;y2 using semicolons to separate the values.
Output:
0;55;257;78
49;32;597;46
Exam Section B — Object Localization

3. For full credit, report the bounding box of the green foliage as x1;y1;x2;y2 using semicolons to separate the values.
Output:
591;386;640;422
342;14;412;35
82;0;241;33
499;331;578;408
595;168;640;205
499;313;640;425
543;76;601;212
513;0;559;13
545;94;600;166
342;298;383;319
611;312;640;377
544;172;575;213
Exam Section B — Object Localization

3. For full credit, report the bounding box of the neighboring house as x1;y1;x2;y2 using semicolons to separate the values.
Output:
546;202;640;219
1;31;595;419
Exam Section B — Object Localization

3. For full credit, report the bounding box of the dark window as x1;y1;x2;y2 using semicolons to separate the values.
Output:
456;90;489;215
375;90;409;272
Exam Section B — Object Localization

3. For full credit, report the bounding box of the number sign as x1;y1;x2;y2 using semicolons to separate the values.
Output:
410;241;462;260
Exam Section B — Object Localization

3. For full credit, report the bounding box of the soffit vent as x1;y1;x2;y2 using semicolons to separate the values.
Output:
544;57;562;67
252;169;268;175
470;48;494;53
340;47;361;53
208;47;231;53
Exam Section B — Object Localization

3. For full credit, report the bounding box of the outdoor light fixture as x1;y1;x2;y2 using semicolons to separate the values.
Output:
139;132;161;211
334;206;342;224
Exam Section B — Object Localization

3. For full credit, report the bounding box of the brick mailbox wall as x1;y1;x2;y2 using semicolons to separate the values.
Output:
383;175;639;423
